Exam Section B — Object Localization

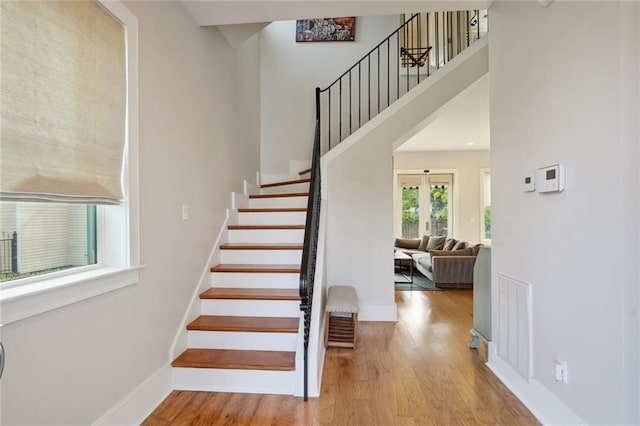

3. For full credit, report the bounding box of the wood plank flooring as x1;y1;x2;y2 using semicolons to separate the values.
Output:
144;289;540;425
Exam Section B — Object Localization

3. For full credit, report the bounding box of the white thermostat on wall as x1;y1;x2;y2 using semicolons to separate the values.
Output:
537;164;565;193
523;173;535;192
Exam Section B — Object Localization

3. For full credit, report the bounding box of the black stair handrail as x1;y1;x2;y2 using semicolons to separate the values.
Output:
317;10;486;152
299;88;322;401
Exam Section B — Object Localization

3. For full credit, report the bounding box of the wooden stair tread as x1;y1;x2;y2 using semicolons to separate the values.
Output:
298;168;312;176
228;225;305;230
220;243;303;250
172;349;295;371
238;208;306;213
260;178;310;189
200;288;301;301
187;315;299;333
249;192;308;199
210;264;301;273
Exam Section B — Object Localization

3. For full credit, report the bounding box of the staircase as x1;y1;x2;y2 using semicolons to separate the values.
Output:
172;174;310;395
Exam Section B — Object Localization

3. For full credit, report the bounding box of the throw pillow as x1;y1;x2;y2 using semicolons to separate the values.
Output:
452;240;467;250
470;243;483;256
418;235;429;251
394;238;420;250
425;235;446;251
443;238;457;251
430;247;474;257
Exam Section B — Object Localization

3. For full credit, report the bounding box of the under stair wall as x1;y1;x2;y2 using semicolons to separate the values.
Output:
322;38;488;321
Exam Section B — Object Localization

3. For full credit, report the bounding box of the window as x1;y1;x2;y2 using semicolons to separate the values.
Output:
481;169;491;244
396;171;455;238
0;1;140;325
0;203;97;282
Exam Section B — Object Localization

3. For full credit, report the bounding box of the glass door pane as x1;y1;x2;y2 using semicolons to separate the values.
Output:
427;174;453;237
399;175;421;239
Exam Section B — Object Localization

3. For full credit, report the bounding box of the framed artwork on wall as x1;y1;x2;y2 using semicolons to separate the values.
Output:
296;17;356;42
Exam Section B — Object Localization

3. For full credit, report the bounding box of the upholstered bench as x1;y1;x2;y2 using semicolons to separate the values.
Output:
325;285;359;348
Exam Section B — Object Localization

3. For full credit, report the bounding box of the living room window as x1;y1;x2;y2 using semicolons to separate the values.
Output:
0;0;140;325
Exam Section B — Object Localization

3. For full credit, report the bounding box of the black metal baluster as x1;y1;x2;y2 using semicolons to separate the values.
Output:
435;13;439;69
387;38;390;107
427;12;430;76
328;87;331;150
466;11;470;47
459;11;463;55
417;13;421;84
339;78;342;143
406;18;410;93
349;70;352;136
368;55;371;120
358;62;361;128
377;46;380;115
396;32;399;101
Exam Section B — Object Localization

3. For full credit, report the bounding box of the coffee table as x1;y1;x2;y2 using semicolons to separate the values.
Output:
394;251;413;284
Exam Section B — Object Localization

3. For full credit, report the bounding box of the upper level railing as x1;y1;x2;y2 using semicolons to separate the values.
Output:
317;10;488;152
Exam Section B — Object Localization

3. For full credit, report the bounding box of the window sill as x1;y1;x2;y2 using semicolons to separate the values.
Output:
0;265;144;326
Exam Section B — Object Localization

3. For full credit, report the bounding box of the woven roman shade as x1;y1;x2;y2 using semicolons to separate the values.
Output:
1;1;126;204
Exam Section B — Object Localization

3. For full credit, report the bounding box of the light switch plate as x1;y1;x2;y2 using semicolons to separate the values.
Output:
523;173;535;192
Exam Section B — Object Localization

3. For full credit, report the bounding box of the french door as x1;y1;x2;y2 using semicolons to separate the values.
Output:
398;173;453;239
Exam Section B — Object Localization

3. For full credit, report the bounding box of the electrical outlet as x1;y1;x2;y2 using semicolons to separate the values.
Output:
182;204;189;221
554;359;568;384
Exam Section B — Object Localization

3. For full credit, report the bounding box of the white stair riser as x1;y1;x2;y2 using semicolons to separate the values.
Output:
249;197;308;209
259;182;309;195
228;229;304;244
200;299;301;317
188;330;298;351
173;368;294;395
237;211;306;226
220;249;302;264
211;272;299;288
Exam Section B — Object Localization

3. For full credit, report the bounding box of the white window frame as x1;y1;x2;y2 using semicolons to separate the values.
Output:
480;168;491;245
0;1;142;326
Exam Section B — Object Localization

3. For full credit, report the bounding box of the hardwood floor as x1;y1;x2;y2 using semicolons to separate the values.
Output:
143;289;540;425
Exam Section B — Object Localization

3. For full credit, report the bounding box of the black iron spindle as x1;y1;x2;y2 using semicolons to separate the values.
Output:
377;46;380;115
339;78;342;142
328;87;331;150
396;32;399;101
368;55;371;120
349;70;352;136
358;62;361;128
417;13;421;84
387;38;390;107
427;13;431;76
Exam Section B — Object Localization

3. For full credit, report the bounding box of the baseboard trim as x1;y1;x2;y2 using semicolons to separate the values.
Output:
487;343;585;425
93;365;172;426
358;303;397;321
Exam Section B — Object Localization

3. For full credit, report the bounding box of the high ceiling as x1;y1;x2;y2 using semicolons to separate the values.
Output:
395;73;489;152
180;1;493;26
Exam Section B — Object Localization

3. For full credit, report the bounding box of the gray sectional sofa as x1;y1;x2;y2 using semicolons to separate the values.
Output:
394;235;482;289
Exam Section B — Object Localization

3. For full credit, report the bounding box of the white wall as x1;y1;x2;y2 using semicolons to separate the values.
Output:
259;16;399;176
489;2;639;424
393;150;490;243
0;2;259;424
